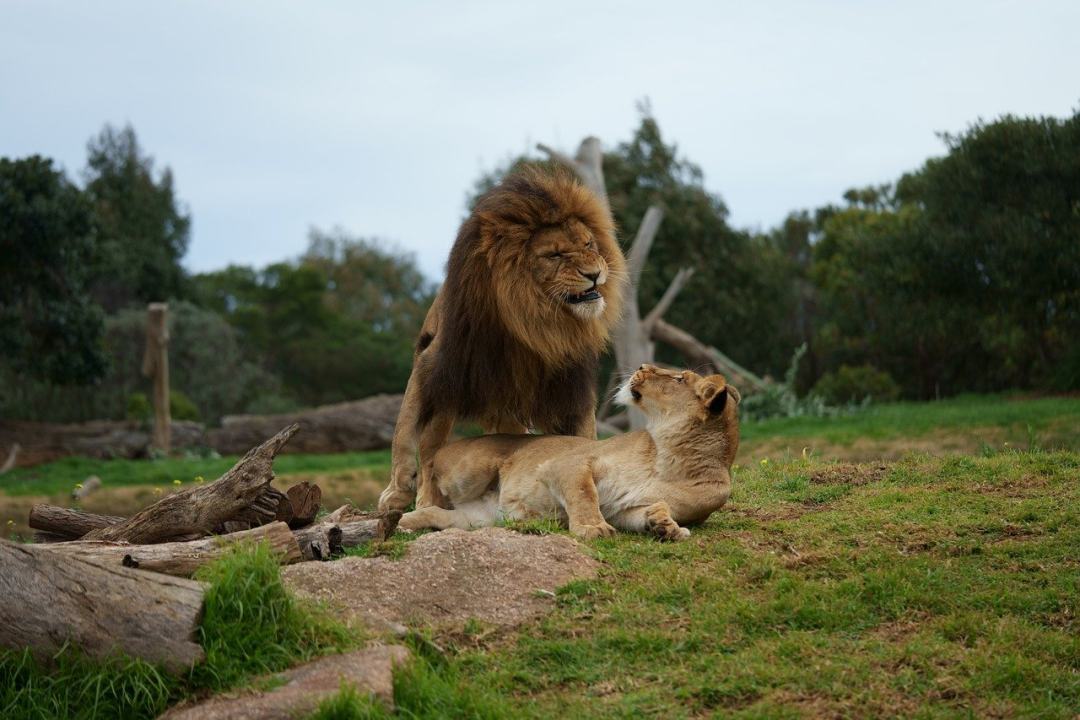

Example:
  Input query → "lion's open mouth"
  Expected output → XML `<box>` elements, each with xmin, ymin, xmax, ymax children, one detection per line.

<box><xmin>566</xmin><ymin>287</ymin><xmax>602</xmax><ymax>305</ymax></box>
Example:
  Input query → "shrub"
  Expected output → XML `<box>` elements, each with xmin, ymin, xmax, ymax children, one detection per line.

<box><xmin>812</xmin><ymin>364</ymin><xmax>901</xmax><ymax>405</ymax></box>
<box><xmin>740</xmin><ymin>344</ymin><xmax>839</xmax><ymax>422</ymax></box>
<box><xmin>126</xmin><ymin>391</ymin><xmax>201</xmax><ymax>423</ymax></box>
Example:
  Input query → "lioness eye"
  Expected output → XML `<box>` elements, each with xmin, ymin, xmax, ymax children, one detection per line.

<box><xmin>548</xmin><ymin>252</ymin><xmax>563</xmax><ymax>259</ymax></box>
<box><xmin>674</xmin><ymin>376</ymin><xmax>684</xmax><ymax>383</ymax></box>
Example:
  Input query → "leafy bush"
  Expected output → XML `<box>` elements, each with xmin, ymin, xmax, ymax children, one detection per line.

<box><xmin>812</xmin><ymin>364</ymin><xmax>901</xmax><ymax>405</ymax></box>
<box><xmin>740</xmin><ymin>344</ymin><xmax>842</xmax><ymax>422</ymax></box>
<box><xmin>1</xmin><ymin>300</ymin><xmax>281</xmax><ymax>425</ymax></box>
<box><xmin>126</xmin><ymin>390</ymin><xmax>201</xmax><ymax>423</ymax></box>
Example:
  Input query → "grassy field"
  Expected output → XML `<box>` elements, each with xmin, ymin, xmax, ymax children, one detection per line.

<box><xmin>1</xmin><ymin>394</ymin><xmax>1078</xmax><ymax>717</ymax></box>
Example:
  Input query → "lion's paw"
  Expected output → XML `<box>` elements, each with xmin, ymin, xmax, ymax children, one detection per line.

<box><xmin>571</xmin><ymin>521</ymin><xmax>618</xmax><ymax>540</ymax></box>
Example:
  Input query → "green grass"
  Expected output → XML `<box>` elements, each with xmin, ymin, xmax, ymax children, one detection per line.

<box><xmin>355</xmin><ymin>449</ymin><xmax>1078</xmax><ymax>718</ymax></box>
<box><xmin>0</xmin><ymin>542</ymin><xmax>360</xmax><ymax>720</ymax></box>
<box><xmin>0</xmin><ymin>449</ymin><xmax>390</xmax><ymax>497</ymax></box>
<box><xmin>742</xmin><ymin>392</ymin><xmax>1080</xmax><ymax>445</ymax></box>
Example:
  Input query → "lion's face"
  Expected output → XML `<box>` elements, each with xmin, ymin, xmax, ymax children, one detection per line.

<box><xmin>618</xmin><ymin>364</ymin><xmax>741</xmax><ymax>427</ymax></box>
<box><xmin>529</xmin><ymin>220</ymin><xmax>614</xmax><ymax>321</ymax></box>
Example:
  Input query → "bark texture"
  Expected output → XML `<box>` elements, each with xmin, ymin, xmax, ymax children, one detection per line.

<box><xmin>0</xmin><ymin>539</ymin><xmax>205</xmax><ymax>672</ymax></box>
<box><xmin>84</xmin><ymin>424</ymin><xmax>299</xmax><ymax>543</ymax></box>
<box><xmin>37</xmin><ymin>522</ymin><xmax>301</xmax><ymax>577</ymax></box>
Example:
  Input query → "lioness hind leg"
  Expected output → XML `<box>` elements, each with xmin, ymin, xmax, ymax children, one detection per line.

<box><xmin>644</xmin><ymin>501</ymin><xmax>691</xmax><ymax>541</ymax></box>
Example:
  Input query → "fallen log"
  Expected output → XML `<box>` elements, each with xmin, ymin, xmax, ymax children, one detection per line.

<box><xmin>29</xmin><ymin>504</ymin><xmax>125</xmax><ymax>540</ymax></box>
<box><xmin>293</xmin><ymin>523</ymin><xmax>343</xmax><ymax>561</ymax></box>
<box><xmin>286</xmin><ymin>481</ymin><xmax>321</xmax><ymax>528</ymax></box>
<box><xmin>0</xmin><ymin>538</ymin><xmax>204</xmax><ymax>672</ymax></box>
<box><xmin>208</xmin><ymin>394</ymin><xmax>402</xmax><ymax>455</ymax></box>
<box><xmin>36</xmin><ymin>522</ymin><xmax>301</xmax><ymax>577</ymax></box>
<box><xmin>84</xmin><ymin>424</ymin><xmax>299</xmax><ymax>544</ymax></box>
<box><xmin>0</xmin><ymin>419</ymin><xmax>206</xmax><ymax>469</ymax></box>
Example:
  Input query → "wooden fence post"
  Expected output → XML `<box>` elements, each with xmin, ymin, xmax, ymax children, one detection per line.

<box><xmin>143</xmin><ymin>303</ymin><xmax>171</xmax><ymax>453</ymax></box>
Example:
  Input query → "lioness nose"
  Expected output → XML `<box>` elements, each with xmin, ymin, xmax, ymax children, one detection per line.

<box><xmin>581</xmin><ymin>270</ymin><xmax>600</xmax><ymax>283</ymax></box>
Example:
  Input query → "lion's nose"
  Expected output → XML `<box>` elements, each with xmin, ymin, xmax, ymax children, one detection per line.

<box><xmin>581</xmin><ymin>270</ymin><xmax>600</xmax><ymax>284</ymax></box>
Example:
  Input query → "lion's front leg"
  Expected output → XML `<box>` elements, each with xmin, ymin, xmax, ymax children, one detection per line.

<box><xmin>549</xmin><ymin>463</ymin><xmax>615</xmax><ymax>540</ymax></box>
<box><xmin>380</xmin><ymin>363</ymin><xmax>425</xmax><ymax>513</ymax></box>
<box><xmin>416</xmin><ymin>410</ymin><xmax>455</xmax><ymax>509</ymax></box>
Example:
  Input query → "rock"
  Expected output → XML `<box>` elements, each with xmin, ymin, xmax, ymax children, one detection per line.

<box><xmin>282</xmin><ymin>527</ymin><xmax>599</xmax><ymax>632</ymax></box>
<box><xmin>159</xmin><ymin>645</ymin><xmax>409</xmax><ymax>719</ymax></box>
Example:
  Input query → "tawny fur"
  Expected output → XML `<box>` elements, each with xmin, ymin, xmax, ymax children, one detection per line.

<box><xmin>379</xmin><ymin>167</ymin><xmax>626</xmax><ymax>513</ymax></box>
<box><xmin>399</xmin><ymin>365</ymin><xmax>741</xmax><ymax>541</ymax></box>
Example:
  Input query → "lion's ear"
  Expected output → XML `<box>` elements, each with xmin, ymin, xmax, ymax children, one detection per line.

<box><xmin>698</xmin><ymin>375</ymin><xmax>737</xmax><ymax>414</ymax></box>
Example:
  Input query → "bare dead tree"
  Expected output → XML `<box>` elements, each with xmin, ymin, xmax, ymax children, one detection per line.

<box><xmin>539</xmin><ymin>138</ymin><xmax>766</xmax><ymax>431</ymax></box>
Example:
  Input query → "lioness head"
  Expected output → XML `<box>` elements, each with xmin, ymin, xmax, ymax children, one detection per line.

<box><xmin>619</xmin><ymin>364</ymin><xmax>741</xmax><ymax>427</ymax></box>
<box><xmin>458</xmin><ymin>167</ymin><xmax>626</xmax><ymax>365</ymax></box>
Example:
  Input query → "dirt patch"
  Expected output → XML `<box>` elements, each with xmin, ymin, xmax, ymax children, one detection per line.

<box><xmin>161</xmin><ymin>645</ymin><xmax>409</xmax><ymax>719</ymax></box>
<box><xmin>283</xmin><ymin>527</ymin><xmax>599</xmax><ymax>633</ymax></box>
<box><xmin>810</xmin><ymin>462</ymin><xmax>890</xmax><ymax>486</ymax></box>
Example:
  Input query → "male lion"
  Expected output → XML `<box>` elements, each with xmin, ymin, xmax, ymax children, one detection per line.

<box><xmin>378</xmin><ymin>167</ymin><xmax>626</xmax><ymax>513</ymax></box>
<box><xmin>398</xmin><ymin>365</ymin><xmax>740</xmax><ymax>540</ymax></box>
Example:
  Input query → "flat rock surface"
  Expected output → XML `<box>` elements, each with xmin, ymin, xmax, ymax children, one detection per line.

<box><xmin>160</xmin><ymin>645</ymin><xmax>409</xmax><ymax>720</ymax></box>
<box><xmin>282</xmin><ymin>527</ymin><xmax>599</xmax><ymax>631</ymax></box>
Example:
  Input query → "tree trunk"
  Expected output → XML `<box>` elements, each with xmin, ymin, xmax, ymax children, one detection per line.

<box><xmin>0</xmin><ymin>539</ymin><xmax>204</xmax><ymax>673</ymax></box>
<box><xmin>144</xmin><ymin>303</ymin><xmax>171</xmax><ymax>454</ymax></box>
<box><xmin>84</xmin><ymin>424</ymin><xmax>299</xmax><ymax>544</ymax></box>
<box><xmin>36</xmin><ymin>522</ymin><xmax>301</xmax><ymax>577</ymax></box>
<box><xmin>651</xmin><ymin>319</ymin><xmax>767</xmax><ymax>393</ymax></box>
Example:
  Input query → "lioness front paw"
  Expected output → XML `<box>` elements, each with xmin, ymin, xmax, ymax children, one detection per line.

<box><xmin>571</xmin><ymin>521</ymin><xmax>617</xmax><ymax>540</ymax></box>
<box><xmin>644</xmin><ymin>502</ymin><xmax>689</xmax><ymax>541</ymax></box>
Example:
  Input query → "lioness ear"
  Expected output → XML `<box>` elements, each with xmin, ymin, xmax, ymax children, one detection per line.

<box><xmin>698</xmin><ymin>376</ymin><xmax>737</xmax><ymax>414</ymax></box>
<box><xmin>695</xmin><ymin>380</ymin><xmax>719</xmax><ymax>407</ymax></box>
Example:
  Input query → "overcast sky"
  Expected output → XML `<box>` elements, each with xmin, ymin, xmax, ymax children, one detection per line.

<box><xmin>3</xmin><ymin>1</ymin><xmax>1077</xmax><ymax>281</ymax></box>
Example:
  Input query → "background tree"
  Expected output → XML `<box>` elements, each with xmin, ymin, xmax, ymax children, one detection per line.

<box><xmin>192</xmin><ymin>230</ymin><xmax>435</xmax><ymax>410</ymax></box>
<box><xmin>0</xmin><ymin>156</ymin><xmax>106</xmax><ymax>385</ymax></box>
<box><xmin>84</xmin><ymin>124</ymin><xmax>191</xmax><ymax>312</ymax></box>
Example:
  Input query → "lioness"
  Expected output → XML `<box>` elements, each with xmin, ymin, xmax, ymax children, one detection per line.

<box><xmin>399</xmin><ymin>365</ymin><xmax>740</xmax><ymax>541</ymax></box>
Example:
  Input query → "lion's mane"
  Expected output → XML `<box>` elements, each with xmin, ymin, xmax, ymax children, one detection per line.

<box><xmin>419</xmin><ymin>167</ymin><xmax>626</xmax><ymax>432</ymax></box>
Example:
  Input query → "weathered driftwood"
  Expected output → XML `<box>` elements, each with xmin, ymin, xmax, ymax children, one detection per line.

<box><xmin>29</xmin><ymin>504</ymin><xmax>125</xmax><ymax>540</ymax></box>
<box><xmin>36</xmin><ymin>522</ymin><xmax>301</xmax><ymax>577</ymax></box>
<box><xmin>293</xmin><ymin>523</ymin><xmax>344</xmax><ymax>561</ymax></box>
<box><xmin>289</xmin><ymin>509</ymin><xmax>401</xmax><ymax>561</ymax></box>
<box><xmin>286</xmin><ymin>481</ymin><xmax>322</xmax><ymax>528</ymax></box>
<box><xmin>0</xmin><ymin>538</ymin><xmax>204</xmax><ymax>672</ymax></box>
<box><xmin>84</xmin><ymin>424</ymin><xmax>299</xmax><ymax>544</ymax></box>
<box><xmin>216</xmin><ymin>485</ymin><xmax>291</xmax><ymax>533</ymax></box>
<box><xmin>208</xmin><ymin>395</ymin><xmax>402</xmax><ymax>455</ymax></box>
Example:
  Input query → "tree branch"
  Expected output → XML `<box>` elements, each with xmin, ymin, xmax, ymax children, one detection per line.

<box><xmin>627</xmin><ymin>205</ymin><xmax>664</xmax><ymax>288</ymax></box>
<box><xmin>643</xmin><ymin>267</ymin><xmax>695</xmax><ymax>333</ymax></box>
<box><xmin>651</xmin><ymin>319</ymin><xmax>768</xmax><ymax>391</ymax></box>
